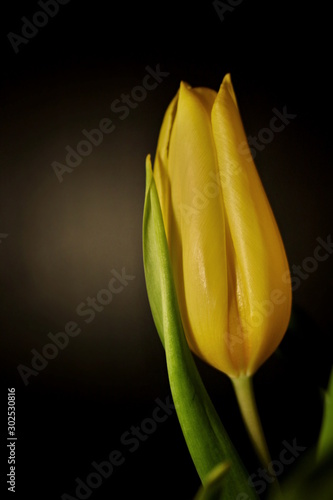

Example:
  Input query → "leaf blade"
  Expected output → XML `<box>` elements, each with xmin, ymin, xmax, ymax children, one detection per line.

<box><xmin>142</xmin><ymin>155</ymin><xmax>258</xmax><ymax>499</ymax></box>
<box><xmin>317</xmin><ymin>367</ymin><xmax>333</xmax><ymax>462</ymax></box>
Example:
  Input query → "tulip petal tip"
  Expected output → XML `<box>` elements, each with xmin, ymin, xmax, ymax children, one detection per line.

<box><xmin>180</xmin><ymin>80</ymin><xmax>192</xmax><ymax>90</ymax></box>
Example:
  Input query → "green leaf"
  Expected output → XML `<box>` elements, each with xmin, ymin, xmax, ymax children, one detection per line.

<box><xmin>268</xmin><ymin>368</ymin><xmax>333</xmax><ymax>500</ymax></box>
<box><xmin>317</xmin><ymin>367</ymin><xmax>333</xmax><ymax>462</ymax></box>
<box><xmin>142</xmin><ymin>155</ymin><xmax>258</xmax><ymax>499</ymax></box>
<box><xmin>194</xmin><ymin>462</ymin><xmax>230</xmax><ymax>500</ymax></box>
<box><xmin>268</xmin><ymin>450</ymin><xmax>333</xmax><ymax>500</ymax></box>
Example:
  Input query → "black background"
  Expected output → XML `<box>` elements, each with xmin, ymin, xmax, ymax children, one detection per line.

<box><xmin>1</xmin><ymin>1</ymin><xmax>332</xmax><ymax>499</ymax></box>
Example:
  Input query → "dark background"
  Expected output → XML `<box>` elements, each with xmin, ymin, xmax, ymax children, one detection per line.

<box><xmin>1</xmin><ymin>1</ymin><xmax>332</xmax><ymax>499</ymax></box>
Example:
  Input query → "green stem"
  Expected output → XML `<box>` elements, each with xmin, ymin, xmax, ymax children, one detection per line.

<box><xmin>231</xmin><ymin>375</ymin><xmax>271</xmax><ymax>469</ymax></box>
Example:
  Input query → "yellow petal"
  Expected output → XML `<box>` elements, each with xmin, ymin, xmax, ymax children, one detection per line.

<box><xmin>211</xmin><ymin>74</ymin><xmax>292</xmax><ymax>376</ymax></box>
<box><xmin>154</xmin><ymin>82</ymin><xmax>237</xmax><ymax>376</ymax></box>
<box><xmin>153</xmin><ymin>91</ymin><xmax>178</xmax><ymax>240</ymax></box>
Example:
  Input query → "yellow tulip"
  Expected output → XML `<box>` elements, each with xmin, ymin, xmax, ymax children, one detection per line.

<box><xmin>152</xmin><ymin>73</ymin><xmax>292</xmax><ymax>379</ymax></box>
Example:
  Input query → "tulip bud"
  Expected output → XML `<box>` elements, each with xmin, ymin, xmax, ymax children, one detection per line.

<box><xmin>150</xmin><ymin>73</ymin><xmax>292</xmax><ymax>379</ymax></box>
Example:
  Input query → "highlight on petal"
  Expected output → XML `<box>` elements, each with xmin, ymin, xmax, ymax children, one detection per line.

<box><xmin>154</xmin><ymin>82</ymin><xmax>243</xmax><ymax>377</ymax></box>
